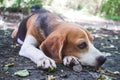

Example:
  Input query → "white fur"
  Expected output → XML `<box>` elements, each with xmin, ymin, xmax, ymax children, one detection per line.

<box><xmin>63</xmin><ymin>56</ymin><xmax>79</xmax><ymax>66</ymax></box>
<box><xmin>63</xmin><ymin>27</ymin><xmax>105</xmax><ymax>66</ymax></box>
<box><xmin>58</xmin><ymin>45</ymin><xmax>63</xmax><ymax>60</ymax></box>
<box><xmin>19</xmin><ymin>35</ymin><xmax>56</xmax><ymax>69</ymax></box>
<box><xmin>17</xmin><ymin>38</ymin><xmax>24</xmax><ymax>45</ymax></box>
<box><xmin>78</xmin><ymin>28</ymin><xmax>105</xmax><ymax>66</ymax></box>
<box><xmin>79</xmin><ymin>41</ymin><xmax>104</xmax><ymax>66</ymax></box>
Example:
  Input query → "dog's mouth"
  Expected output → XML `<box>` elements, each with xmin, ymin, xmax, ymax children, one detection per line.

<box><xmin>67</xmin><ymin>59</ymin><xmax>99</xmax><ymax>71</ymax></box>
<box><xmin>70</xmin><ymin>62</ymin><xmax>103</xmax><ymax>72</ymax></box>
<box><xmin>77</xmin><ymin>63</ymin><xmax>105</xmax><ymax>71</ymax></box>
<box><xmin>78</xmin><ymin>55</ymin><xmax>107</xmax><ymax>68</ymax></box>
<box><xmin>74</xmin><ymin>58</ymin><xmax>106</xmax><ymax>70</ymax></box>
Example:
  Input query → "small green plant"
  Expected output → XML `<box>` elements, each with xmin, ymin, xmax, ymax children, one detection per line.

<box><xmin>101</xmin><ymin>0</ymin><xmax>120</xmax><ymax>21</ymax></box>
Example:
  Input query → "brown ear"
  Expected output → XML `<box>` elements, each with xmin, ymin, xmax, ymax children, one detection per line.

<box><xmin>40</xmin><ymin>33</ymin><xmax>66</xmax><ymax>63</ymax></box>
<box><xmin>85</xmin><ymin>29</ymin><xmax>93</xmax><ymax>42</ymax></box>
<box><xmin>81</xmin><ymin>28</ymin><xmax>93</xmax><ymax>42</ymax></box>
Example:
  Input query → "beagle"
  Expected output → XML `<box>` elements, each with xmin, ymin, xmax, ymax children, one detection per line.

<box><xmin>11</xmin><ymin>9</ymin><xmax>106</xmax><ymax>69</ymax></box>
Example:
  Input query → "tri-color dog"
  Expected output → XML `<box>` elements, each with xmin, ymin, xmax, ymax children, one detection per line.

<box><xmin>11</xmin><ymin>9</ymin><xmax>106</xmax><ymax>69</ymax></box>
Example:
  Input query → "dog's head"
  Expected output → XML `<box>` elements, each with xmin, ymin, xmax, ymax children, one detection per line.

<box><xmin>35</xmin><ymin>12</ymin><xmax>106</xmax><ymax>66</ymax></box>
<box><xmin>40</xmin><ymin>20</ymin><xmax>106</xmax><ymax>67</ymax></box>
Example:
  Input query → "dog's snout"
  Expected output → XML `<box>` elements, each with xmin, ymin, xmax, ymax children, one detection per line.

<box><xmin>97</xmin><ymin>56</ymin><xmax>106</xmax><ymax>66</ymax></box>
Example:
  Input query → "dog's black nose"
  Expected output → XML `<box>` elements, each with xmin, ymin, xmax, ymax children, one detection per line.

<box><xmin>97</xmin><ymin>56</ymin><xmax>106</xmax><ymax>66</ymax></box>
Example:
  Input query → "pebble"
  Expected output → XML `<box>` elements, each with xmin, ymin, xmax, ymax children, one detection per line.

<box><xmin>73</xmin><ymin>64</ymin><xmax>82</xmax><ymax>72</ymax></box>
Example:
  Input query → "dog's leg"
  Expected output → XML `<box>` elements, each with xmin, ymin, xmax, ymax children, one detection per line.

<box><xmin>11</xmin><ymin>27</ymin><xmax>18</xmax><ymax>39</ymax></box>
<box><xmin>63</xmin><ymin>56</ymin><xmax>80</xmax><ymax>66</ymax></box>
<box><xmin>19</xmin><ymin>35</ymin><xmax>56</xmax><ymax>69</ymax></box>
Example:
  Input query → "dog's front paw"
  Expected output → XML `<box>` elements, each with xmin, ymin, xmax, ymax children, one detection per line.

<box><xmin>37</xmin><ymin>57</ymin><xmax>56</xmax><ymax>69</ymax></box>
<box><xmin>63</xmin><ymin>56</ymin><xmax>80</xmax><ymax>67</ymax></box>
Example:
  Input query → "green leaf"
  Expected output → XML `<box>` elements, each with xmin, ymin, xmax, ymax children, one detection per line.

<box><xmin>3</xmin><ymin>63</ymin><xmax>14</xmax><ymax>71</ymax></box>
<box><xmin>47</xmin><ymin>68</ymin><xmax>56</xmax><ymax>73</ymax></box>
<box><xmin>97</xmin><ymin>75</ymin><xmax>112</xmax><ymax>80</ymax></box>
<box><xmin>14</xmin><ymin>69</ymin><xmax>29</xmax><ymax>77</ymax></box>
<box><xmin>5</xmin><ymin>63</ymin><xmax>14</xmax><ymax>67</ymax></box>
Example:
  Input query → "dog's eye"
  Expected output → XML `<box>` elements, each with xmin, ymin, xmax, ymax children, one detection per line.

<box><xmin>77</xmin><ymin>42</ymin><xmax>87</xmax><ymax>49</ymax></box>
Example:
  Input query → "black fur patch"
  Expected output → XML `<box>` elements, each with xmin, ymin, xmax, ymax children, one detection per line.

<box><xmin>35</xmin><ymin>9</ymin><xmax>64</xmax><ymax>37</ymax></box>
<box><xmin>34</xmin><ymin>9</ymin><xmax>50</xmax><ymax>14</ymax></box>
<box><xmin>35</xmin><ymin>9</ymin><xmax>51</xmax><ymax>37</ymax></box>
<box><xmin>16</xmin><ymin>16</ymin><xmax>30</xmax><ymax>43</ymax></box>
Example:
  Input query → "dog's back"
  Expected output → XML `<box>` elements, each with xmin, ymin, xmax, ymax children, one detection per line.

<box><xmin>11</xmin><ymin>9</ymin><xmax>50</xmax><ymax>44</ymax></box>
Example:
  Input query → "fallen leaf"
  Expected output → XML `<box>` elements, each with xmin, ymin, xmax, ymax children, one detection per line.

<box><xmin>106</xmin><ymin>70</ymin><xmax>120</xmax><ymax>75</ymax></box>
<box><xmin>14</xmin><ymin>69</ymin><xmax>29</xmax><ymax>77</ymax></box>
<box><xmin>3</xmin><ymin>63</ymin><xmax>14</xmax><ymax>71</ymax></box>
<box><xmin>113</xmin><ymin>71</ymin><xmax>120</xmax><ymax>75</ymax></box>
<box><xmin>47</xmin><ymin>75</ymin><xmax>56</xmax><ymax>80</ymax></box>
<box><xmin>5</xmin><ymin>63</ymin><xmax>14</xmax><ymax>67</ymax></box>
<box><xmin>97</xmin><ymin>68</ymin><xmax>105</xmax><ymax>74</ymax></box>
<box><xmin>47</xmin><ymin>68</ymin><xmax>56</xmax><ymax>73</ymax></box>
<box><xmin>96</xmin><ymin>75</ymin><xmax>112</xmax><ymax>80</ymax></box>
<box><xmin>87</xmin><ymin>27</ymin><xmax>94</xmax><ymax>31</ymax></box>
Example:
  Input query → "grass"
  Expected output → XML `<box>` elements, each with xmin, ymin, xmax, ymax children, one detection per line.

<box><xmin>104</xmin><ymin>15</ymin><xmax>120</xmax><ymax>21</ymax></box>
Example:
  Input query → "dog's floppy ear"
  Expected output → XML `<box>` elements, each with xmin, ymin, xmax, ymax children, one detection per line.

<box><xmin>84</xmin><ymin>29</ymin><xmax>93</xmax><ymax>42</ymax></box>
<box><xmin>40</xmin><ymin>32</ymin><xmax>66</xmax><ymax>62</ymax></box>
<box><xmin>80</xmin><ymin>27</ymin><xmax>93</xmax><ymax>42</ymax></box>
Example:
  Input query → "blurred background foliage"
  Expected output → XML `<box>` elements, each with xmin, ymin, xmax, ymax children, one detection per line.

<box><xmin>101</xmin><ymin>0</ymin><xmax>120</xmax><ymax>20</ymax></box>
<box><xmin>0</xmin><ymin>0</ymin><xmax>43</xmax><ymax>8</ymax></box>
<box><xmin>0</xmin><ymin>0</ymin><xmax>43</xmax><ymax>14</ymax></box>
<box><xmin>0</xmin><ymin>0</ymin><xmax>120</xmax><ymax>21</ymax></box>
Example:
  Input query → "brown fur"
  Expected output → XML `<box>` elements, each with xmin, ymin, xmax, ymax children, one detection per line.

<box><xmin>12</xmin><ymin>12</ymin><xmax>93</xmax><ymax>63</ymax></box>
<box><xmin>40</xmin><ymin>22</ymin><xmax>93</xmax><ymax>62</ymax></box>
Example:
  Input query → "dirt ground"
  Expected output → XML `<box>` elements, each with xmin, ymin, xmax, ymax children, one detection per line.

<box><xmin>0</xmin><ymin>18</ymin><xmax>120</xmax><ymax>80</ymax></box>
